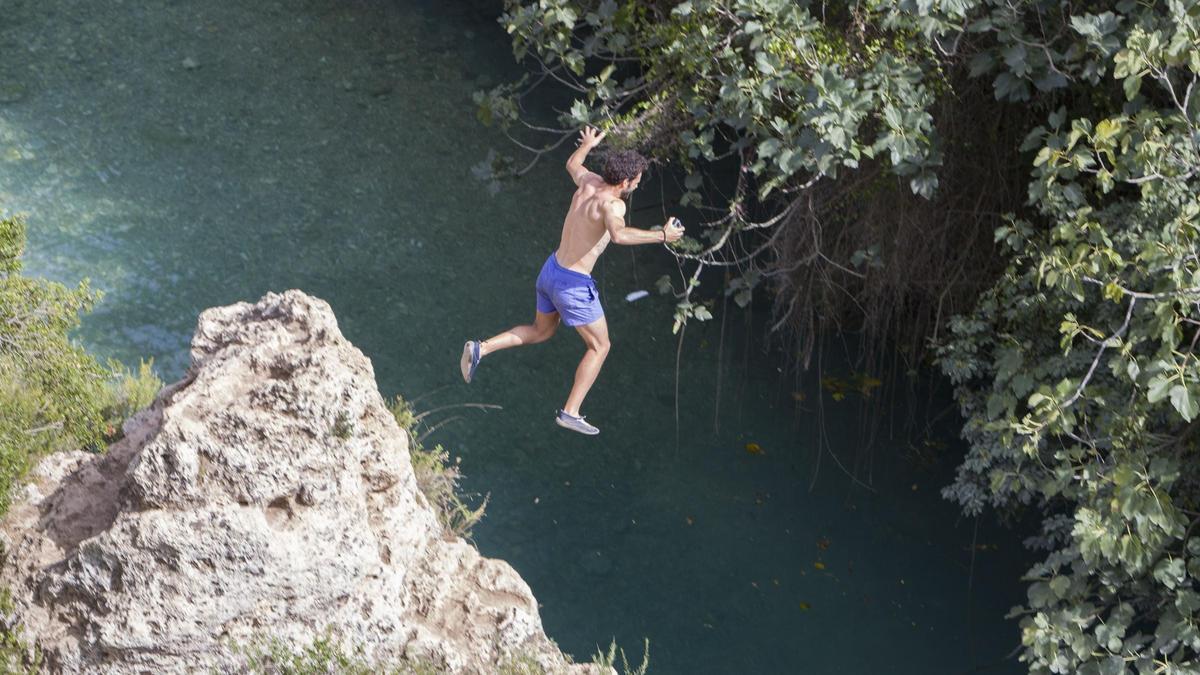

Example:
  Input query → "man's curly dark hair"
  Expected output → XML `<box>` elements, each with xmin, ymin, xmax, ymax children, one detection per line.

<box><xmin>600</xmin><ymin>150</ymin><xmax>649</xmax><ymax>186</ymax></box>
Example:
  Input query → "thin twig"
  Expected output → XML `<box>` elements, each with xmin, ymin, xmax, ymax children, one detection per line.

<box><xmin>413</xmin><ymin>403</ymin><xmax>503</xmax><ymax>422</ymax></box>
<box><xmin>416</xmin><ymin>416</ymin><xmax>465</xmax><ymax>445</ymax></box>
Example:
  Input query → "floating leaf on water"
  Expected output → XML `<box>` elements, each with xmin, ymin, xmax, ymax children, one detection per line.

<box><xmin>857</xmin><ymin>376</ymin><xmax>883</xmax><ymax>395</ymax></box>
<box><xmin>791</xmin><ymin>391</ymin><xmax>806</xmax><ymax>402</ymax></box>
<box><xmin>816</xmin><ymin>537</ymin><xmax>831</xmax><ymax>551</ymax></box>
<box><xmin>820</xmin><ymin>373</ymin><xmax>884</xmax><ymax>400</ymax></box>
<box><xmin>685</xmin><ymin>516</ymin><xmax>694</xmax><ymax>526</ymax></box>
<box><xmin>813</xmin><ymin>561</ymin><xmax>826</xmax><ymax>570</ymax></box>
<box><xmin>744</xmin><ymin>442</ymin><xmax>764</xmax><ymax>455</ymax></box>
<box><xmin>799</xmin><ymin>601</ymin><xmax>811</xmax><ymax>611</ymax></box>
<box><xmin>963</xmin><ymin>543</ymin><xmax>998</xmax><ymax>552</ymax></box>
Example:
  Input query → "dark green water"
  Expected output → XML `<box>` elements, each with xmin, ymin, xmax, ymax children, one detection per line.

<box><xmin>1</xmin><ymin>1</ymin><xmax>1031</xmax><ymax>672</ymax></box>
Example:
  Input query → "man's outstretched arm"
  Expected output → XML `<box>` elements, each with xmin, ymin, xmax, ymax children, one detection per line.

<box><xmin>603</xmin><ymin>200</ymin><xmax>685</xmax><ymax>245</ymax></box>
<box><xmin>567</xmin><ymin>126</ymin><xmax>605</xmax><ymax>185</ymax></box>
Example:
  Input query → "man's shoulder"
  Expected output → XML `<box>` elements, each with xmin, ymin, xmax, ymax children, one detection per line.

<box><xmin>571</xmin><ymin>169</ymin><xmax>602</xmax><ymax>186</ymax></box>
<box><xmin>598</xmin><ymin>196</ymin><xmax>625</xmax><ymax>215</ymax></box>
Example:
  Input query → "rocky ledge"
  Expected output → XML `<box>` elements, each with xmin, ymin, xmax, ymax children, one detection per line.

<box><xmin>0</xmin><ymin>290</ymin><xmax>595</xmax><ymax>674</ymax></box>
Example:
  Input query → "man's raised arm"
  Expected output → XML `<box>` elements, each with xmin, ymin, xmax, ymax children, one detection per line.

<box><xmin>566</xmin><ymin>126</ymin><xmax>605</xmax><ymax>185</ymax></box>
<box><xmin>603</xmin><ymin>200</ymin><xmax>685</xmax><ymax>246</ymax></box>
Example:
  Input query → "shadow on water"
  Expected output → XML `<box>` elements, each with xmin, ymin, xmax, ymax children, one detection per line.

<box><xmin>1</xmin><ymin>1</ymin><xmax>1032</xmax><ymax>672</ymax></box>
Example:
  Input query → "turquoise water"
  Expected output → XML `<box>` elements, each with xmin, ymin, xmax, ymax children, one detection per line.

<box><xmin>1</xmin><ymin>1</ymin><xmax>1030</xmax><ymax>672</ymax></box>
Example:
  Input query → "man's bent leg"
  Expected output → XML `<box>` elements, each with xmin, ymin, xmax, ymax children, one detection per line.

<box><xmin>480</xmin><ymin>311</ymin><xmax>560</xmax><ymax>357</ymax></box>
<box><xmin>563</xmin><ymin>317</ymin><xmax>610</xmax><ymax>416</ymax></box>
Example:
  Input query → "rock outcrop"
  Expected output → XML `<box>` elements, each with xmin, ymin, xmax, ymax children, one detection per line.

<box><xmin>0</xmin><ymin>290</ymin><xmax>594</xmax><ymax>674</ymax></box>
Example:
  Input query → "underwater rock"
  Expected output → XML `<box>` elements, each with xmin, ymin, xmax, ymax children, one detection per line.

<box><xmin>0</xmin><ymin>290</ymin><xmax>598</xmax><ymax>674</ymax></box>
<box><xmin>0</xmin><ymin>81</ymin><xmax>28</xmax><ymax>104</ymax></box>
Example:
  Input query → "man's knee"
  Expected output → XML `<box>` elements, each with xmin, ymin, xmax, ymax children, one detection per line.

<box><xmin>592</xmin><ymin>337</ymin><xmax>611</xmax><ymax>355</ymax></box>
<box><xmin>531</xmin><ymin>324</ymin><xmax>557</xmax><ymax>344</ymax></box>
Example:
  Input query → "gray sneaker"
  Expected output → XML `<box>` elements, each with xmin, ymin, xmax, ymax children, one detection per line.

<box><xmin>555</xmin><ymin>410</ymin><xmax>599</xmax><ymax>435</ymax></box>
<box><xmin>460</xmin><ymin>340</ymin><xmax>481</xmax><ymax>383</ymax></box>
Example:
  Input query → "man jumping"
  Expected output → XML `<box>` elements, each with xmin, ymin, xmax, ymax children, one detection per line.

<box><xmin>459</xmin><ymin>126</ymin><xmax>685</xmax><ymax>435</ymax></box>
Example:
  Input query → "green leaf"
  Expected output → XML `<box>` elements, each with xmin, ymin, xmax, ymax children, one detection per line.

<box><xmin>734</xmin><ymin>289</ymin><xmax>752</xmax><ymax>308</ymax></box>
<box><xmin>1049</xmin><ymin>575</ymin><xmax>1070</xmax><ymax>598</ymax></box>
<box><xmin>758</xmin><ymin>138</ymin><xmax>781</xmax><ymax>158</ymax></box>
<box><xmin>569</xmin><ymin>99</ymin><xmax>590</xmax><ymax>124</ymax></box>
<box><xmin>1169</xmin><ymin>384</ymin><xmax>1198</xmax><ymax>422</ymax></box>
<box><xmin>1028</xmin><ymin>581</ymin><xmax>1054</xmax><ymax>609</ymax></box>
<box><xmin>1123</xmin><ymin>75</ymin><xmax>1142</xmax><ymax>101</ymax></box>
<box><xmin>1148</xmin><ymin>375</ymin><xmax>1172</xmax><ymax>403</ymax></box>
<box><xmin>1094</xmin><ymin>118</ymin><xmax>1122</xmax><ymax>143</ymax></box>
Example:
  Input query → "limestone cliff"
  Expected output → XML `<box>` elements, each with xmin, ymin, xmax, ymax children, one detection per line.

<box><xmin>0</xmin><ymin>290</ymin><xmax>595</xmax><ymax>674</ymax></box>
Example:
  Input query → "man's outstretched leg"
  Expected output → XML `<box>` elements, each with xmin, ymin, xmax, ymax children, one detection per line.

<box><xmin>461</xmin><ymin>311</ymin><xmax>559</xmax><ymax>383</ymax></box>
<box><xmin>555</xmin><ymin>317</ymin><xmax>610</xmax><ymax>435</ymax></box>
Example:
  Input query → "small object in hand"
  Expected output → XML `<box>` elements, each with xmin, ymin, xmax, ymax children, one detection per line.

<box><xmin>625</xmin><ymin>290</ymin><xmax>650</xmax><ymax>302</ymax></box>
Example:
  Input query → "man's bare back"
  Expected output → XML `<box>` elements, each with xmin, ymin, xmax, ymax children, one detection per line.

<box><xmin>555</xmin><ymin>174</ymin><xmax>623</xmax><ymax>275</ymax></box>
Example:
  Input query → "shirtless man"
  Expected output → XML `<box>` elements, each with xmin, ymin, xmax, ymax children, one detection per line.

<box><xmin>459</xmin><ymin>126</ymin><xmax>685</xmax><ymax>435</ymax></box>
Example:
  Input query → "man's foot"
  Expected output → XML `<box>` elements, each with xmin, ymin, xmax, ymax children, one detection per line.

<box><xmin>460</xmin><ymin>340</ymin><xmax>481</xmax><ymax>383</ymax></box>
<box><xmin>555</xmin><ymin>409</ymin><xmax>599</xmax><ymax>435</ymax></box>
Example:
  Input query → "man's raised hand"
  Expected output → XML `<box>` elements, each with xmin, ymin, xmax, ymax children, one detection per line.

<box><xmin>663</xmin><ymin>217</ymin><xmax>685</xmax><ymax>244</ymax></box>
<box><xmin>577</xmin><ymin>126</ymin><xmax>606</xmax><ymax>149</ymax></box>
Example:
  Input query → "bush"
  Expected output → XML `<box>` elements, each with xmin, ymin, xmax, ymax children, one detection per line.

<box><xmin>233</xmin><ymin>630</ymin><xmax>650</xmax><ymax>675</ymax></box>
<box><xmin>592</xmin><ymin>639</ymin><xmax>649</xmax><ymax>675</ymax></box>
<box><xmin>0</xmin><ymin>211</ymin><xmax>161</xmax><ymax>515</ymax></box>
<box><xmin>231</xmin><ymin>627</ymin><xmax>442</xmax><ymax>675</ymax></box>
<box><xmin>0</xmin><ymin>211</ymin><xmax>104</xmax><ymax>515</ymax></box>
<box><xmin>97</xmin><ymin>358</ymin><xmax>162</xmax><ymax>440</ymax></box>
<box><xmin>387</xmin><ymin>396</ymin><xmax>487</xmax><ymax>539</ymax></box>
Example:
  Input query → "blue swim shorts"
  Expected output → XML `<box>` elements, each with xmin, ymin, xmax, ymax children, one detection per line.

<box><xmin>535</xmin><ymin>253</ymin><xmax>604</xmax><ymax>327</ymax></box>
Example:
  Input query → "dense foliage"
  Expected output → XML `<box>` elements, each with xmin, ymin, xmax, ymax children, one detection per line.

<box><xmin>480</xmin><ymin>1</ymin><xmax>1200</xmax><ymax>672</ymax></box>
<box><xmin>0</xmin><ymin>212</ymin><xmax>160</xmax><ymax>515</ymax></box>
<box><xmin>938</xmin><ymin>4</ymin><xmax>1200</xmax><ymax>672</ymax></box>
